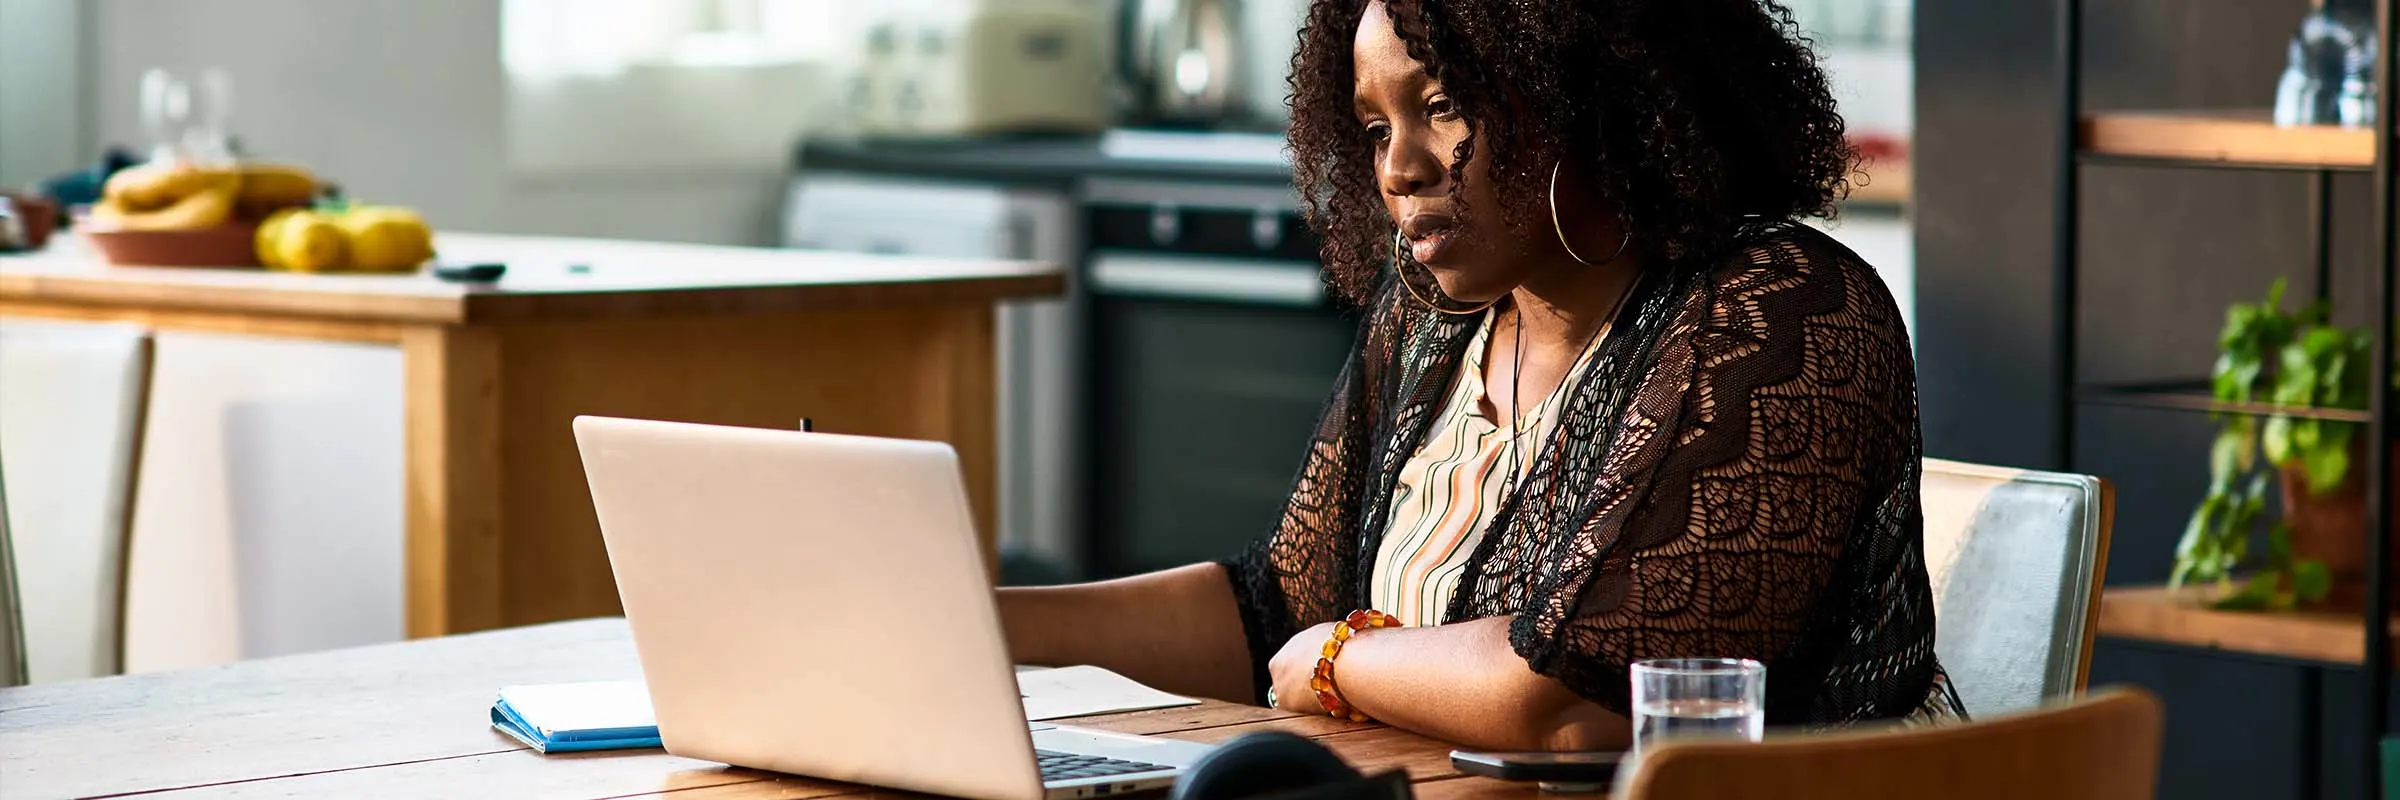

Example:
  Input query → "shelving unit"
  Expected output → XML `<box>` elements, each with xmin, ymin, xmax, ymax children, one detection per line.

<box><xmin>2081</xmin><ymin>110</ymin><xmax>2376</xmax><ymax>169</ymax></box>
<box><xmin>2099</xmin><ymin>585</ymin><xmax>2398</xmax><ymax>666</ymax></box>
<box><xmin>2058</xmin><ymin>2</ymin><xmax>2398</xmax><ymax>798</ymax></box>
<box><xmin>2078</xmin><ymin>378</ymin><xmax>2377</xmax><ymax>423</ymax></box>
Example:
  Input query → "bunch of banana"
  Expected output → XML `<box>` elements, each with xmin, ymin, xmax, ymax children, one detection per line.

<box><xmin>89</xmin><ymin>161</ymin><xmax>318</xmax><ymax>232</ymax></box>
<box><xmin>256</xmin><ymin>204</ymin><xmax>434</xmax><ymax>274</ymax></box>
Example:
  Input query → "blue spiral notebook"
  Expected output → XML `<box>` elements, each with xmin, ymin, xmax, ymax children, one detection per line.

<box><xmin>490</xmin><ymin>680</ymin><xmax>661</xmax><ymax>753</ymax></box>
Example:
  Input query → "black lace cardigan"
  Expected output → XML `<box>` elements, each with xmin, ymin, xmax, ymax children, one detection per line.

<box><xmin>1218</xmin><ymin>222</ymin><xmax>1963</xmax><ymax>725</ymax></box>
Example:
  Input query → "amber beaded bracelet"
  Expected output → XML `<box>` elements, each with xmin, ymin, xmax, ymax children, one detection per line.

<box><xmin>1309</xmin><ymin>609</ymin><xmax>1399</xmax><ymax>722</ymax></box>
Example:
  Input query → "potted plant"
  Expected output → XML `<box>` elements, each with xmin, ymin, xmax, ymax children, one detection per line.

<box><xmin>2174</xmin><ymin>278</ymin><xmax>2378</xmax><ymax>610</ymax></box>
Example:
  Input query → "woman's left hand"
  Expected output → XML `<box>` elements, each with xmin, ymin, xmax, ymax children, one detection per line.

<box><xmin>1266</xmin><ymin>621</ymin><xmax>1342</xmax><ymax>715</ymax></box>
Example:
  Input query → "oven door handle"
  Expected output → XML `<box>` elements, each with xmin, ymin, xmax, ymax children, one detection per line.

<box><xmin>1087</xmin><ymin>252</ymin><xmax>1325</xmax><ymax>307</ymax></box>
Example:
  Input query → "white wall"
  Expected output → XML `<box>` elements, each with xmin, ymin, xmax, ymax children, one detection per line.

<box><xmin>0</xmin><ymin>0</ymin><xmax>89</xmax><ymax>190</ymax></box>
<box><xmin>90</xmin><ymin>0</ymin><xmax>788</xmax><ymax>246</ymax></box>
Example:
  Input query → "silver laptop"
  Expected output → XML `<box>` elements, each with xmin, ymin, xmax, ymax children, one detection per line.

<box><xmin>574</xmin><ymin>416</ymin><xmax>1212</xmax><ymax>800</ymax></box>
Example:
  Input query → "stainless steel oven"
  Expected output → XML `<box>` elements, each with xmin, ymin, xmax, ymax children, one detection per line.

<box><xmin>1080</xmin><ymin>178</ymin><xmax>1357</xmax><ymax>577</ymax></box>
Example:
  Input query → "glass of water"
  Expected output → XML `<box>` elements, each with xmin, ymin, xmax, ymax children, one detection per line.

<box><xmin>1630</xmin><ymin>658</ymin><xmax>1765</xmax><ymax>763</ymax></box>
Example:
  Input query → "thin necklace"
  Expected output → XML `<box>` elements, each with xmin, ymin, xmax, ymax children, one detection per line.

<box><xmin>1501</xmin><ymin>274</ymin><xmax>1639</xmax><ymax>496</ymax></box>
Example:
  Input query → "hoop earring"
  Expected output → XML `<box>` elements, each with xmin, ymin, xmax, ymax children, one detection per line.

<box><xmin>1394</xmin><ymin>229</ymin><xmax>1503</xmax><ymax>315</ymax></box>
<box><xmin>1549</xmin><ymin>161</ymin><xmax>1632</xmax><ymax>266</ymax></box>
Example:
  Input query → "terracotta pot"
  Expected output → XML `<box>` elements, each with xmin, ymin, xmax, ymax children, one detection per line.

<box><xmin>2278</xmin><ymin>438</ymin><xmax>2400</xmax><ymax>606</ymax></box>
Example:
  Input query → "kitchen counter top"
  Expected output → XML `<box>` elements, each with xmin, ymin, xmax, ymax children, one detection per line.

<box><xmin>797</xmin><ymin>131</ymin><xmax>1297</xmax><ymax>188</ymax></box>
<box><xmin>798</xmin><ymin>131</ymin><xmax>1910</xmax><ymax>211</ymax></box>
<box><xmin>0</xmin><ymin>233</ymin><xmax>1064</xmax><ymax>325</ymax></box>
<box><xmin>3</xmin><ymin>233</ymin><xmax>1056</xmax><ymax>639</ymax></box>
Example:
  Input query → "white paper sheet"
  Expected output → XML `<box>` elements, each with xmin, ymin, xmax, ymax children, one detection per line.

<box><xmin>497</xmin><ymin>667</ymin><xmax>1197</xmax><ymax>731</ymax></box>
<box><xmin>498</xmin><ymin>680</ymin><xmax>656</xmax><ymax>736</ymax></box>
<box><xmin>1015</xmin><ymin>665</ymin><xmax>1201</xmax><ymax>721</ymax></box>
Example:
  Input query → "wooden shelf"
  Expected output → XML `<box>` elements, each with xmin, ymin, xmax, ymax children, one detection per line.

<box><xmin>2097</xmin><ymin>584</ymin><xmax>2396</xmax><ymax>665</ymax></box>
<box><xmin>2080</xmin><ymin>110</ymin><xmax>2376</xmax><ymax>170</ymax></box>
<box><xmin>2077</xmin><ymin>378</ymin><xmax>2373</xmax><ymax>422</ymax></box>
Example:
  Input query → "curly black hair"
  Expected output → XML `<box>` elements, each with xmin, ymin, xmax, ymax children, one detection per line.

<box><xmin>1287</xmin><ymin>0</ymin><xmax>1857</xmax><ymax>304</ymax></box>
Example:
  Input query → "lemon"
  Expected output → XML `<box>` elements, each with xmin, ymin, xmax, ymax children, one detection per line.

<box><xmin>272</xmin><ymin>211</ymin><xmax>349</xmax><ymax>273</ymax></box>
<box><xmin>255</xmin><ymin>209</ymin><xmax>295</xmax><ymax>270</ymax></box>
<box><xmin>339</xmin><ymin>206</ymin><xmax>434</xmax><ymax>273</ymax></box>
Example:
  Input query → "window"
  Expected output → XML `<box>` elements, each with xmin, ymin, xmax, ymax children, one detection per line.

<box><xmin>500</xmin><ymin>0</ymin><xmax>847</xmax><ymax>176</ymax></box>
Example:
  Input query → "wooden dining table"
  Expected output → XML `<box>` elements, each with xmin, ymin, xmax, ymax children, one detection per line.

<box><xmin>0</xmin><ymin>618</ymin><xmax>1546</xmax><ymax>800</ymax></box>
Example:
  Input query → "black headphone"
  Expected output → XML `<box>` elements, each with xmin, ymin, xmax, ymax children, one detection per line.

<box><xmin>1169</xmin><ymin>732</ymin><xmax>1414</xmax><ymax>800</ymax></box>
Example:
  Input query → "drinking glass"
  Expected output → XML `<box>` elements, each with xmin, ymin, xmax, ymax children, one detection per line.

<box><xmin>1629</xmin><ymin>658</ymin><xmax>1765</xmax><ymax>764</ymax></box>
<box><xmin>139</xmin><ymin>67</ymin><xmax>234</xmax><ymax>164</ymax></box>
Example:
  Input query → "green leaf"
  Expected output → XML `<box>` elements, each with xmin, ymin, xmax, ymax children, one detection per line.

<box><xmin>2321</xmin><ymin>421</ymin><xmax>2358</xmax><ymax>465</ymax></box>
<box><xmin>2269</xmin><ymin>521</ymin><xmax>2295</xmax><ymax>567</ymax></box>
<box><xmin>2213</xmin><ymin>353</ymin><xmax>2249</xmax><ymax>402</ymax></box>
<box><xmin>2293</xmin><ymin>418</ymin><xmax>2323</xmax><ymax>456</ymax></box>
<box><xmin>2212</xmin><ymin>576</ymin><xmax>2277</xmax><ymax>610</ymax></box>
<box><xmin>2277</xmin><ymin>339</ymin><xmax>2321</xmax><ymax>404</ymax></box>
<box><xmin>2177</xmin><ymin>496</ymin><xmax>2216</xmax><ymax>560</ymax></box>
<box><xmin>2187</xmin><ymin>535</ymin><xmax>2224</xmax><ymax>584</ymax></box>
<box><xmin>2211</xmin><ymin>427</ymin><xmax>2250</xmax><ymax>481</ymax></box>
<box><xmin>2217</xmin><ymin>357</ymin><xmax>2256</xmax><ymax>401</ymax></box>
<box><xmin>2303</xmin><ymin>438</ymin><xmax>2351</xmax><ymax>496</ymax></box>
<box><xmin>2293</xmin><ymin>559</ymin><xmax>2333</xmax><ymax>603</ymax></box>
<box><xmin>2321</xmin><ymin>343</ymin><xmax>2351</xmax><ymax>397</ymax></box>
<box><xmin>2262</xmin><ymin>415</ymin><xmax>2296</xmax><ymax>465</ymax></box>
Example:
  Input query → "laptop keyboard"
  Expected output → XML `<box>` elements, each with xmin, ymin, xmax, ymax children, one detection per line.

<box><xmin>1035</xmin><ymin>749</ymin><xmax>1173</xmax><ymax>781</ymax></box>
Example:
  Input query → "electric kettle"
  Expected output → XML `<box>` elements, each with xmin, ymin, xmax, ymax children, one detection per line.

<box><xmin>1126</xmin><ymin>0</ymin><xmax>1247</xmax><ymax>125</ymax></box>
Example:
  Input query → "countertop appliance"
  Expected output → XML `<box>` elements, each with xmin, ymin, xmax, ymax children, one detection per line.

<box><xmin>847</xmin><ymin>0</ymin><xmax>1113</xmax><ymax>137</ymax></box>
<box><xmin>1123</xmin><ymin>0</ymin><xmax>1249</xmax><ymax>125</ymax></box>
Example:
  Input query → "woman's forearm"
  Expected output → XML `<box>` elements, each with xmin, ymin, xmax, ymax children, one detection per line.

<box><xmin>1331</xmin><ymin>616</ymin><xmax>1630</xmax><ymax>751</ymax></box>
<box><xmin>996</xmin><ymin>562</ymin><xmax>1256</xmax><ymax>704</ymax></box>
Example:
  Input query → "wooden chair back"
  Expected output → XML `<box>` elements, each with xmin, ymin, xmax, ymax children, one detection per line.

<box><xmin>1620</xmin><ymin>686</ymin><xmax>2162</xmax><ymax>800</ymax></box>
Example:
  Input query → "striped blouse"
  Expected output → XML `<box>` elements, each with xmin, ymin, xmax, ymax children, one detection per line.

<box><xmin>1369</xmin><ymin>309</ymin><xmax>1605</xmax><ymax>627</ymax></box>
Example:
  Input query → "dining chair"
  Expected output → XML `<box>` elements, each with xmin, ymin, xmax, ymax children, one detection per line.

<box><xmin>0</xmin><ymin>458</ymin><xmax>27</xmax><ymax>687</ymax></box>
<box><xmin>0</xmin><ymin>320</ymin><xmax>154</xmax><ymax>683</ymax></box>
<box><xmin>1917</xmin><ymin>457</ymin><xmax>2114</xmax><ymax>715</ymax></box>
<box><xmin>1620</xmin><ymin>686</ymin><xmax>2163</xmax><ymax>800</ymax></box>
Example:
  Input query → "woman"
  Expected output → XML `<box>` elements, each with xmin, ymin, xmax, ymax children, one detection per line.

<box><xmin>1001</xmin><ymin>0</ymin><xmax>1963</xmax><ymax>750</ymax></box>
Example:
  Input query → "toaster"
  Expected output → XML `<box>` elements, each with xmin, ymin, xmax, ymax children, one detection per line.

<box><xmin>848</xmin><ymin>0</ymin><xmax>1112</xmax><ymax>137</ymax></box>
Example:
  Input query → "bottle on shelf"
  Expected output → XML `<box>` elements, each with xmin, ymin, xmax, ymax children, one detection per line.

<box><xmin>2274</xmin><ymin>0</ymin><xmax>2378</xmax><ymax>126</ymax></box>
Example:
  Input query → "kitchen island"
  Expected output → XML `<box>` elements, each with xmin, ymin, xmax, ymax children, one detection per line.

<box><xmin>0</xmin><ymin>233</ymin><xmax>1062</xmax><ymax>643</ymax></box>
